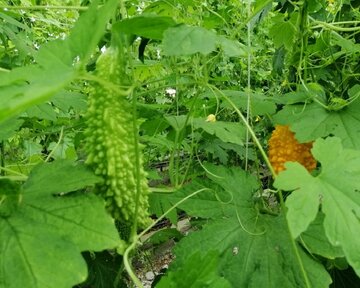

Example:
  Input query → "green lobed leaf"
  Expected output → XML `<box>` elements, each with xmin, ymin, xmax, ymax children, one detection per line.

<box><xmin>0</xmin><ymin>67</ymin><xmax>75</xmax><ymax>124</ymax></box>
<box><xmin>203</xmin><ymin>139</ymin><xmax>256</xmax><ymax>163</ymax></box>
<box><xmin>165</xmin><ymin>115</ymin><xmax>188</xmax><ymax>132</ymax></box>
<box><xmin>331</xmin><ymin>32</ymin><xmax>360</xmax><ymax>54</ymax></box>
<box><xmin>114</xmin><ymin>15</ymin><xmax>176</xmax><ymax>40</ymax></box>
<box><xmin>217</xmin><ymin>36</ymin><xmax>247</xmax><ymax>57</ymax></box>
<box><xmin>167</xmin><ymin>164</ymin><xmax>259</xmax><ymax>219</ymax></box>
<box><xmin>34</xmin><ymin>0</ymin><xmax>119</xmax><ymax>67</ymax></box>
<box><xmin>192</xmin><ymin>118</ymin><xmax>246</xmax><ymax>145</ymax></box>
<box><xmin>300</xmin><ymin>212</ymin><xmax>344</xmax><ymax>259</ymax></box>
<box><xmin>274</xmin><ymin>137</ymin><xmax>360</xmax><ymax>276</ymax></box>
<box><xmin>0</xmin><ymin>217</ymin><xmax>87</xmax><ymax>288</ymax></box>
<box><xmin>0</xmin><ymin>160</ymin><xmax>122</xmax><ymax>288</ymax></box>
<box><xmin>269</xmin><ymin>13</ymin><xmax>297</xmax><ymax>50</ymax></box>
<box><xmin>0</xmin><ymin>0</ymin><xmax>118</xmax><ymax>124</ymax></box>
<box><xmin>0</xmin><ymin>117</ymin><xmax>23</xmax><ymax>141</ymax></box>
<box><xmin>220</xmin><ymin>90</ymin><xmax>277</xmax><ymax>115</ymax></box>
<box><xmin>25</xmin><ymin>103</ymin><xmax>58</xmax><ymax>121</ymax></box>
<box><xmin>79</xmin><ymin>251</ymin><xmax>124</xmax><ymax>288</ymax></box>
<box><xmin>249</xmin><ymin>0</ymin><xmax>273</xmax><ymax>22</ymax></box>
<box><xmin>157</xmin><ymin>251</ymin><xmax>232</xmax><ymax>288</ymax></box>
<box><xmin>163</xmin><ymin>165</ymin><xmax>331</xmax><ymax>287</ymax></box>
<box><xmin>146</xmin><ymin>228</ymin><xmax>183</xmax><ymax>245</ymax></box>
<box><xmin>23</xmin><ymin>160</ymin><xmax>101</xmax><ymax>196</ymax></box>
<box><xmin>162</xmin><ymin>25</ymin><xmax>218</xmax><ymax>56</ymax></box>
<box><xmin>167</xmin><ymin>180</ymin><xmax>235</xmax><ymax>219</ymax></box>
<box><xmin>149</xmin><ymin>193</ymin><xmax>178</xmax><ymax>225</ymax></box>
<box><xmin>162</xmin><ymin>25</ymin><xmax>247</xmax><ymax>57</ymax></box>
<box><xmin>51</xmin><ymin>91</ymin><xmax>87</xmax><ymax>112</ymax></box>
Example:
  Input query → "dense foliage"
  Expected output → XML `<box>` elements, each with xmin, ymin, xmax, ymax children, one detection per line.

<box><xmin>0</xmin><ymin>0</ymin><xmax>359</xmax><ymax>287</ymax></box>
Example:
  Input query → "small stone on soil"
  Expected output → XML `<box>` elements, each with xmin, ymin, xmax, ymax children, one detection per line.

<box><xmin>145</xmin><ymin>271</ymin><xmax>155</xmax><ymax>281</ymax></box>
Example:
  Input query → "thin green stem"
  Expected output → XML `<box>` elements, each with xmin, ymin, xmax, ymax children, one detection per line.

<box><xmin>0</xmin><ymin>166</ymin><xmax>27</xmax><ymax>178</ymax></box>
<box><xmin>245</xmin><ymin>0</ymin><xmax>252</xmax><ymax>171</ymax></box>
<box><xmin>168</xmin><ymin>95</ymin><xmax>198</xmax><ymax>188</ymax></box>
<box><xmin>180</xmin><ymin>123</ymin><xmax>196</xmax><ymax>187</ymax></box>
<box><xmin>0</xmin><ymin>5</ymin><xmax>88</xmax><ymax>11</ymax></box>
<box><xmin>45</xmin><ymin>126</ymin><xmax>64</xmax><ymax>162</ymax></box>
<box><xmin>80</xmin><ymin>73</ymin><xmax>135</xmax><ymax>96</ymax></box>
<box><xmin>0</xmin><ymin>175</ymin><xmax>27</xmax><ymax>181</ymax></box>
<box><xmin>123</xmin><ymin>245</ymin><xmax>143</xmax><ymax>288</ymax></box>
<box><xmin>125</xmin><ymin>40</ymin><xmax>143</xmax><ymax>241</ymax></box>
<box><xmin>209</xmin><ymin>83</ymin><xmax>311</xmax><ymax>286</ymax></box>
<box><xmin>136</xmin><ymin>82</ymin><xmax>199</xmax><ymax>99</ymax></box>
<box><xmin>0</xmin><ymin>142</ymin><xmax>4</xmax><ymax>176</ymax></box>
<box><xmin>149</xmin><ymin>187</ymin><xmax>176</xmax><ymax>193</ymax></box>
<box><xmin>130</xmin><ymin>88</ymin><xmax>143</xmax><ymax>240</ymax></box>
<box><xmin>123</xmin><ymin>188</ymin><xmax>210</xmax><ymax>287</ymax></box>
<box><xmin>208</xmin><ymin>84</ymin><xmax>276</xmax><ymax>178</ymax></box>
<box><xmin>278</xmin><ymin>192</ymin><xmax>311</xmax><ymax>287</ymax></box>
<box><xmin>168</xmin><ymin>131</ymin><xmax>179</xmax><ymax>187</ymax></box>
<box><xmin>310</xmin><ymin>20</ymin><xmax>360</xmax><ymax>32</ymax></box>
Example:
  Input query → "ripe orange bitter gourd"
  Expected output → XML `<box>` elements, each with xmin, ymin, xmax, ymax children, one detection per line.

<box><xmin>268</xmin><ymin>125</ymin><xmax>317</xmax><ymax>174</ymax></box>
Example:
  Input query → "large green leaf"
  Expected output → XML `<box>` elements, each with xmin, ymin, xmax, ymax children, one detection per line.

<box><xmin>149</xmin><ymin>192</ymin><xmax>178</xmax><ymax>225</ymax></box>
<box><xmin>273</xmin><ymin>97</ymin><xmax>360</xmax><ymax>149</ymax></box>
<box><xmin>162</xmin><ymin>25</ymin><xmax>246</xmax><ymax>57</ymax></box>
<box><xmin>25</xmin><ymin>103</ymin><xmax>58</xmax><ymax>121</ymax></box>
<box><xmin>274</xmin><ymin>137</ymin><xmax>360</xmax><ymax>276</ymax></box>
<box><xmin>79</xmin><ymin>251</ymin><xmax>124</xmax><ymax>288</ymax></box>
<box><xmin>269</xmin><ymin>13</ymin><xmax>297</xmax><ymax>50</ymax></box>
<box><xmin>0</xmin><ymin>117</ymin><xmax>23</xmax><ymax>141</ymax></box>
<box><xmin>0</xmin><ymin>160</ymin><xmax>122</xmax><ymax>288</ymax></box>
<box><xmin>217</xmin><ymin>36</ymin><xmax>247</xmax><ymax>57</ymax></box>
<box><xmin>114</xmin><ymin>15</ymin><xmax>176</xmax><ymax>40</ymax></box>
<box><xmin>157</xmin><ymin>251</ymin><xmax>232</xmax><ymax>288</ymax></box>
<box><xmin>23</xmin><ymin>160</ymin><xmax>100</xmax><ymax>196</ymax></box>
<box><xmin>193</xmin><ymin>118</ymin><xmax>246</xmax><ymax>145</ymax></box>
<box><xmin>170</xmin><ymin>215</ymin><xmax>331</xmax><ymax>288</ymax></box>
<box><xmin>220</xmin><ymin>90</ymin><xmax>277</xmax><ymax>115</ymax></box>
<box><xmin>0</xmin><ymin>0</ymin><xmax>118</xmax><ymax>124</ymax></box>
<box><xmin>168</xmin><ymin>172</ymin><xmax>257</xmax><ymax>219</ymax></box>
<box><xmin>51</xmin><ymin>91</ymin><xmax>87</xmax><ymax>112</ymax></box>
<box><xmin>161</xmin><ymin>165</ymin><xmax>331</xmax><ymax>287</ymax></box>
<box><xmin>300</xmin><ymin>213</ymin><xmax>344</xmax><ymax>259</ymax></box>
<box><xmin>163</xmin><ymin>25</ymin><xmax>218</xmax><ymax>56</ymax></box>
<box><xmin>0</xmin><ymin>67</ymin><xmax>75</xmax><ymax>124</ymax></box>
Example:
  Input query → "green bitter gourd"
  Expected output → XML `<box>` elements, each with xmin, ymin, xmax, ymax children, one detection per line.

<box><xmin>85</xmin><ymin>46</ymin><xmax>151</xmax><ymax>228</ymax></box>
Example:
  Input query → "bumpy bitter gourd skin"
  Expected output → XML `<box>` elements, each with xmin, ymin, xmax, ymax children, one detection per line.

<box><xmin>268</xmin><ymin>125</ymin><xmax>317</xmax><ymax>174</ymax></box>
<box><xmin>85</xmin><ymin>47</ymin><xmax>151</xmax><ymax>228</ymax></box>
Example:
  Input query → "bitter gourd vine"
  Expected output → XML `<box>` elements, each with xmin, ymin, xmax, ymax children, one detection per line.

<box><xmin>85</xmin><ymin>46</ymin><xmax>151</xmax><ymax>228</ymax></box>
